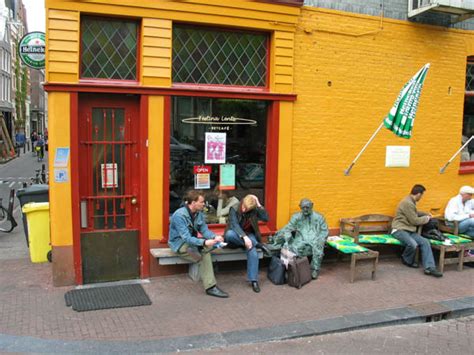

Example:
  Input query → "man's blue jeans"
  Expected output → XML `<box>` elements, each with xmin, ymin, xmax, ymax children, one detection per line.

<box><xmin>392</xmin><ymin>230</ymin><xmax>436</xmax><ymax>270</ymax></box>
<box><xmin>458</xmin><ymin>218</ymin><xmax>474</xmax><ymax>237</ymax></box>
<box><xmin>224</xmin><ymin>230</ymin><xmax>259</xmax><ymax>282</ymax></box>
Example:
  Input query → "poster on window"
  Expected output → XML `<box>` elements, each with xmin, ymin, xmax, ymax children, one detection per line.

<box><xmin>194</xmin><ymin>165</ymin><xmax>211</xmax><ymax>189</ymax></box>
<box><xmin>101</xmin><ymin>163</ymin><xmax>118</xmax><ymax>189</ymax></box>
<box><xmin>205</xmin><ymin>132</ymin><xmax>226</xmax><ymax>164</ymax></box>
<box><xmin>219</xmin><ymin>164</ymin><xmax>235</xmax><ymax>190</ymax></box>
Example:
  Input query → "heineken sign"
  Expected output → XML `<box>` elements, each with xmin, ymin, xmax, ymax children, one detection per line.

<box><xmin>18</xmin><ymin>32</ymin><xmax>45</xmax><ymax>69</ymax></box>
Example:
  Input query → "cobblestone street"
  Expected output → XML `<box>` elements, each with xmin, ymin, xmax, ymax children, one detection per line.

<box><xmin>204</xmin><ymin>316</ymin><xmax>474</xmax><ymax>354</ymax></box>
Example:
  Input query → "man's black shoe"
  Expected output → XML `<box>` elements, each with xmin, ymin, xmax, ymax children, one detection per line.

<box><xmin>401</xmin><ymin>258</ymin><xmax>419</xmax><ymax>268</ymax></box>
<box><xmin>251</xmin><ymin>281</ymin><xmax>260</xmax><ymax>293</ymax></box>
<box><xmin>205</xmin><ymin>286</ymin><xmax>229</xmax><ymax>298</ymax></box>
<box><xmin>424</xmin><ymin>268</ymin><xmax>443</xmax><ymax>277</ymax></box>
<box><xmin>257</xmin><ymin>243</ymin><xmax>272</xmax><ymax>257</ymax></box>
<box><xmin>187</xmin><ymin>247</ymin><xmax>202</xmax><ymax>262</ymax></box>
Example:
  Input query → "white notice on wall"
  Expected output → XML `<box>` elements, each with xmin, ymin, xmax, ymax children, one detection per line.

<box><xmin>54</xmin><ymin>169</ymin><xmax>68</xmax><ymax>183</ymax></box>
<box><xmin>385</xmin><ymin>146</ymin><xmax>410</xmax><ymax>167</ymax></box>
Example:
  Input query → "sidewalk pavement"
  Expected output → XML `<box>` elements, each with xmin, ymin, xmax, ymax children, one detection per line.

<box><xmin>0</xmin><ymin>248</ymin><xmax>473</xmax><ymax>353</ymax></box>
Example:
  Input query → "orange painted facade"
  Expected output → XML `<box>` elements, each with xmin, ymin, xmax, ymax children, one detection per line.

<box><xmin>45</xmin><ymin>1</ymin><xmax>474</xmax><ymax>285</ymax></box>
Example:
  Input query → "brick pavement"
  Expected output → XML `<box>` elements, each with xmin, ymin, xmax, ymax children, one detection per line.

<box><xmin>0</xmin><ymin>255</ymin><xmax>472</xmax><ymax>343</ymax></box>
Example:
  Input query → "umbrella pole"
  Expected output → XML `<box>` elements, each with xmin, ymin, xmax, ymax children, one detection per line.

<box><xmin>344</xmin><ymin>122</ymin><xmax>384</xmax><ymax>176</ymax></box>
<box><xmin>439</xmin><ymin>135</ymin><xmax>474</xmax><ymax>173</ymax></box>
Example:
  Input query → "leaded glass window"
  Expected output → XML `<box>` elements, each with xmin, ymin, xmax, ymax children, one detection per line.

<box><xmin>81</xmin><ymin>17</ymin><xmax>138</xmax><ymax>80</ymax></box>
<box><xmin>173</xmin><ymin>25</ymin><xmax>268</xmax><ymax>87</ymax></box>
<box><xmin>466</xmin><ymin>62</ymin><xmax>474</xmax><ymax>91</ymax></box>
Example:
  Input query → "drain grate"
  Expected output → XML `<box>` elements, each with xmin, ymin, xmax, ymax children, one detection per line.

<box><xmin>409</xmin><ymin>302</ymin><xmax>451</xmax><ymax>322</ymax></box>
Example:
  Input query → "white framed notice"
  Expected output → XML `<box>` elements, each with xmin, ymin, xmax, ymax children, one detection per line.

<box><xmin>101</xmin><ymin>163</ymin><xmax>118</xmax><ymax>188</ymax></box>
<box><xmin>385</xmin><ymin>146</ymin><xmax>411</xmax><ymax>167</ymax></box>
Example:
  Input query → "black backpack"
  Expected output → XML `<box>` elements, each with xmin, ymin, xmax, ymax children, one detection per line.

<box><xmin>421</xmin><ymin>219</ymin><xmax>445</xmax><ymax>241</ymax></box>
<box><xmin>267</xmin><ymin>256</ymin><xmax>286</xmax><ymax>285</ymax></box>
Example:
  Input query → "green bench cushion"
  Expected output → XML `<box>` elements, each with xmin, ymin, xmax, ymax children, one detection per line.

<box><xmin>327</xmin><ymin>236</ymin><xmax>370</xmax><ymax>254</ymax></box>
<box><xmin>428</xmin><ymin>234</ymin><xmax>473</xmax><ymax>246</ymax></box>
<box><xmin>348</xmin><ymin>234</ymin><xmax>402</xmax><ymax>245</ymax></box>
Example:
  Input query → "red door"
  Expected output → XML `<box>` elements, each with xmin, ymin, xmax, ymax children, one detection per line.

<box><xmin>78</xmin><ymin>95</ymin><xmax>141</xmax><ymax>284</ymax></box>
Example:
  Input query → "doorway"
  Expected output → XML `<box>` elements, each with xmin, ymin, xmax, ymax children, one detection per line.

<box><xmin>78</xmin><ymin>94</ymin><xmax>141</xmax><ymax>283</ymax></box>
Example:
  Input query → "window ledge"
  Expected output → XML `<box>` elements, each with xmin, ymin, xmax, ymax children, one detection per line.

<box><xmin>459</xmin><ymin>161</ymin><xmax>474</xmax><ymax>174</ymax></box>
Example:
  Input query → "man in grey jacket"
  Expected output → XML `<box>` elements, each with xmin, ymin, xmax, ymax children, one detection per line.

<box><xmin>392</xmin><ymin>184</ymin><xmax>442</xmax><ymax>277</ymax></box>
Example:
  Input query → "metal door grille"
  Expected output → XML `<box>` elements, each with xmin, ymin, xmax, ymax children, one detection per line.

<box><xmin>81</xmin><ymin>107</ymin><xmax>134</xmax><ymax>230</ymax></box>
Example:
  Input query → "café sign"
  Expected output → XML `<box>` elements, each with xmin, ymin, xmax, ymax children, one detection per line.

<box><xmin>182</xmin><ymin>115</ymin><xmax>257</xmax><ymax>125</ymax></box>
<box><xmin>18</xmin><ymin>31</ymin><xmax>45</xmax><ymax>69</ymax></box>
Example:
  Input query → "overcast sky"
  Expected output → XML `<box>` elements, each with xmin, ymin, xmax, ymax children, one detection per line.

<box><xmin>23</xmin><ymin>0</ymin><xmax>45</xmax><ymax>32</ymax></box>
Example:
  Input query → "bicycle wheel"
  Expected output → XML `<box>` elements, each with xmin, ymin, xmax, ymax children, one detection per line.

<box><xmin>0</xmin><ymin>206</ymin><xmax>7</xmax><ymax>225</ymax></box>
<box><xmin>0</xmin><ymin>206</ymin><xmax>13</xmax><ymax>232</ymax></box>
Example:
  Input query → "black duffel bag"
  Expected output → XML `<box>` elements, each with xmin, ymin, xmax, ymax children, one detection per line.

<box><xmin>267</xmin><ymin>256</ymin><xmax>286</xmax><ymax>285</ymax></box>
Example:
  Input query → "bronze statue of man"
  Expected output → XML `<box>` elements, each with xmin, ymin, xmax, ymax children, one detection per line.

<box><xmin>271</xmin><ymin>198</ymin><xmax>329</xmax><ymax>279</ymax></box>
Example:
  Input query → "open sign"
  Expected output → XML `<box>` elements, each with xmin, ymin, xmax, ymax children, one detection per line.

<box><xmin>193</xmin><ymin>165</ymin><xmax>211</xmax><ymax>174</ymax></box>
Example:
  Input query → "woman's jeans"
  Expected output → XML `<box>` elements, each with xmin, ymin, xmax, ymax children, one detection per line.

<box><xmin>392</xmin><ymin>230</ymin><xmax>436</xmax><ymax>270</ymax></box>
<box><xmin>224</xmin><ymin>230</ymin><xmax>259</xmax><ymax>281</ymax></box>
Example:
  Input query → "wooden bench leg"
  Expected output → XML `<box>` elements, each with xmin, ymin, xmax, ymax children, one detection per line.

<box><xmin>414</xmin><ymin>247</ymin><xmax>420</xmax><ymax>265</ymax></box>
<box><xmin>188</xmin><ymin>263</ymin><xmax>200</xmax><ymax>282</ymax></box>
<box><xmin>458</xmin><ymin>247</ymin><xmax>465</xmax><ymax>272</ymax></box>
<box><xmin>439</xmin><ymin>247</ymin><xmax>445</xmax><ymax>274</ymax></box>
<box><xmin>372</xmin><ymin>252</ymin><xmax>379</xmax><ymax>281</ymax></box>
<box><xmin>350</xmin><ymin>254</ymin><xmax>356</xmax><ymax>283</ymax></box>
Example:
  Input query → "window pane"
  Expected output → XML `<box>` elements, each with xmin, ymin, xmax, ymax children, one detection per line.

<box><xmin>81</xmin><ymin>17</ymin><xmax>138</xmax><ymax>80</ymax></box>
<box><xmin>172</xmin><ymin>26</ymin><xmax>268</xmax><ymax>86</ymax></box>
<box><xmin>170</xmin><ymin>97</ymin><xmax>268</xmax><ymax>224</ymax></box>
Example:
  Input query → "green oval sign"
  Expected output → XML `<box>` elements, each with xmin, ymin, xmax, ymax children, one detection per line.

<box><xmin>18</xmin><ymin>32</ymin><xmax>45</xmax><ymax>69</ymax></box>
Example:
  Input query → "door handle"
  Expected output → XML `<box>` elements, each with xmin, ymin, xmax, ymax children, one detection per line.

<box><xmin>131</xmin><ymin>197</ymin><xmax>138</xmax><ymax>205</ymax></box>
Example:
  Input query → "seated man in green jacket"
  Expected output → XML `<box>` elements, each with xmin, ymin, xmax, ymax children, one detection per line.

<box><xmin>392</xmin><ymin>184</ymin><xmax>442</xmax><ymax>278</ymax></box>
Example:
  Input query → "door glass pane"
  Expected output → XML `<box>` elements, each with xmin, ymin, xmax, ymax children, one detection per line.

<box><xmin>170</xmin><ymin>97</ymin><xmax>268</xmax><ymax>224</ymax></box>
<box><xmin>91</xmin><ymin>108</ymin><xmax>127</xmax><ymax>229</ymax></box>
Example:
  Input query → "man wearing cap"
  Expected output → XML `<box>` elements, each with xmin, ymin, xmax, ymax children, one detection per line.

<box><xmin>392</xmin><ymin>184</ymin><xmax>443</xmax><ymax>277</ymax></box>
<box><xmin>445</xmin><ymin>185</ymin><xmax>474</xmax><ymax>239</ymax></box>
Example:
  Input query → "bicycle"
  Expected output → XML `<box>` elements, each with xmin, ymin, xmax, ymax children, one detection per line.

<box><xmin>31</xmin><ymin>165</ymin><xmax>48</xmax><ymax>185</ymax></box>
<box><xmin>0</xmin><ymin>189</ymin><xmax>18</xmax><ymax>233</ymax></box>
<box><xmin>35</xmin><ymin>145</ymin><xmax>44</xmax><ymax>162</ymax></box>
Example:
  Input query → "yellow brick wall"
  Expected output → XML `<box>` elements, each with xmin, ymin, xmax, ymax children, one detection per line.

<box><xmin>285</xmin><ymin>7</ymin><xmax>474</xmax><ymax>228</ymax></box>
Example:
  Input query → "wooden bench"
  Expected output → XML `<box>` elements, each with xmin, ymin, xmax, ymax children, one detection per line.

<box><xmin>151</xmin><ymin>247</ymin><xmax>264</xmax><ymax>281</ymax></box>
<box><xmin>326</xmin><ymin>236</ymin><xmax>379</xmax><ymax>283</ymax></box>
<box><xmin>437</xmin><ymin>218</ymin><xmax>460</xmax><ymax>236</ymax></box>
<box><xmin>340</xmin><ymin>214</ymin><xmax>394</xmax><ymax>243</ymax></box>
<box><xmin>428</xmin><ymin>235</ymin><xmax>474</xmax><ymax>273</ymax></box>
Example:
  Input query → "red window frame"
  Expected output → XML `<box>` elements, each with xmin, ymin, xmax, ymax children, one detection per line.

<box><xmin>460</xmin><ymin>57</ymin><xmax>474</xmax><ymax>174</ymax></box>
<box><xmin>171</xmin><ymin>24</ymin><xmax>271</xmax><ymax>92</ymax></box>
<box><xmin>161</xmin><ymin>96</ymin><xmax>279</xmax><ymax>241</ymax></box>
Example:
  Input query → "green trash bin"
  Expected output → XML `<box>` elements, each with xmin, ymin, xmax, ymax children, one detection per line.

<box><xmin>22</xmin><ymin>202</ymin><xmax>51</xmax><ymax>263</ymax></box>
